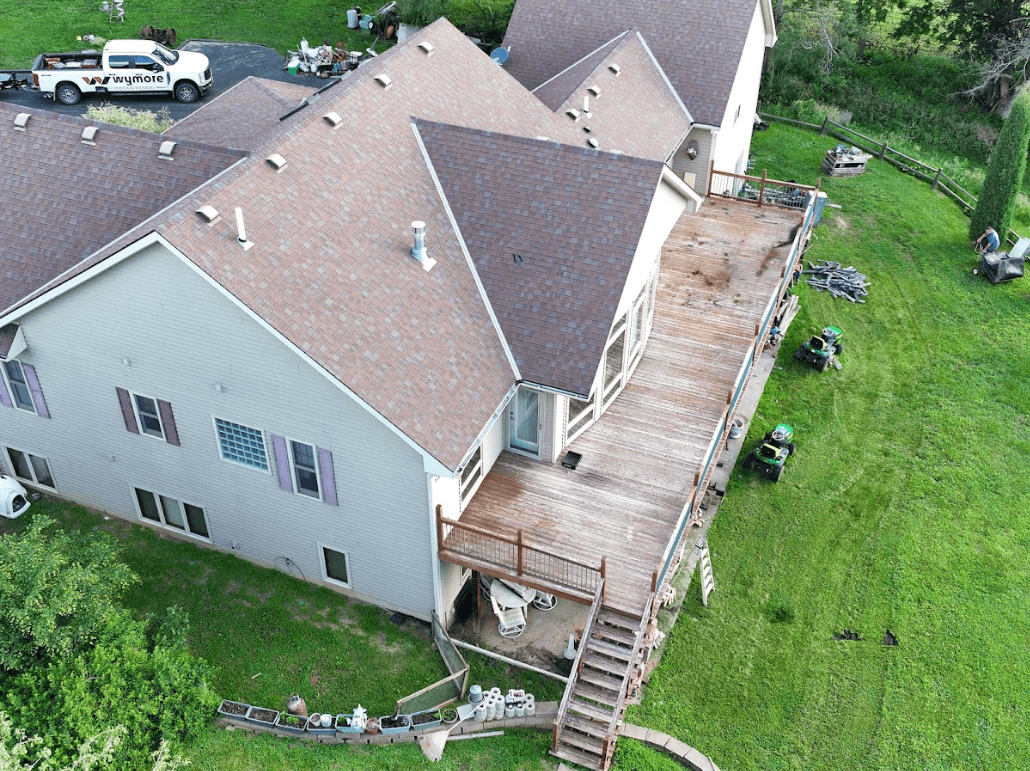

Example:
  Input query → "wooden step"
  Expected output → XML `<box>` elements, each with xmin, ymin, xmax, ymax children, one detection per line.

<box><xmin>569</xmin><ymin>696</ymin><xmax>615</xmax><ymax>723</ymax></box>
<box><xmin>591</xmin><ymin>623</ymin><xmax>637</xmax><ymax>647</ymax></box>
<box><xmin>597</xmin><ymin>608</ymin><xmax>641</xmax><ymax>631</ymax></box>
<box><xmin>586</xmin><ymin>639</ymin><xmax>634</xmax><ymax>662</ymax></box>
<box><xmin>551</xmin><ymin>744</ymin><xmax>604</xmax><ymax>771</ymax></box>
<box><xmin>583</xmin><ymin>651</ymin><xmax>631</xmax><ymax>676</ymax></box>
<box><xmin>578</xmin><ymin>666</ymin><xmax>625</xmax><ymax>692</ymax></box>
<box><xmin>572</xmin><ymin>682</ymin><xmax>621</xmax><ymax>708</ymax></box>
<box><xmin>563</xmin><ymin>714</ymin><xmax>609</xmax><ymax>739</ymax></box>
<box><xmin>557</xmin><ymin>727</ymin><xmax>605</xmax><ymax>756</ymax></box>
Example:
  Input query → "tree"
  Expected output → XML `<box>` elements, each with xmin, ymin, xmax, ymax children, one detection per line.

<box><xmin>0</xmin><ymin>517</ymin><xmax>135</xmax><ymax>671</ymax></box>
<box><xmin>970</xmin><ymin>85</ymin><xmax>1030</xmax><ymax>238</ymax></box>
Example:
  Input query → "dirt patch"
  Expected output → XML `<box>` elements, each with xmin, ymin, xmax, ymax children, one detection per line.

<box><xmin>834</xmin><ymin>216</ymin><xmax>851</xmax><ymax>229</ymax></box>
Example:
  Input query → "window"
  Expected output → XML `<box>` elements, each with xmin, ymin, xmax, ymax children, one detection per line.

<box><xmin>108</xmin><ymin>55</ymin><xmax>132</xmax><ymax>69</ymax></box>
<box><xmin>291</xmin><ymin>440</ymin><xmax>320</xmax><ymax>498</ymax></box>
<box><xmin>117</xmin><ymin>388</ymin><xmax>179</xmax><ymax>445</ymax></box>
<box><xmin>459</xmin><ymin>445</ymin><xmax>483</xmax><ymax>507</ymax></box>
<box><xmin>2</xmin><ymin>360</ymin><xmax>48</xmax><ymax>417</ymax></box>
<box><xmin>321</xmin><ymin>545</ymin><xmax>350</xmax><ymax>586</ymax></box>
<box><xmin>6</xmin><ymin>447</ymin><xmax>55</xmax><ymax>489</ymax></box>
<box><xmin>134</xmin><ymin>487</ymin><xmax>209</xmax><ymax>539</ymax></box>
<box><xmin>215</xmin><ymin>418</ymin><xmax>268</xmax><ymax>471</ymax></box>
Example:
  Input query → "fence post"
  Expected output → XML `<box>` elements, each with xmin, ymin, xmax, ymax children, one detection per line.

<box><xmin>516</xmin><ymin>529</ymin><xmax>524</xmax><ymax>575</ymax></box>
<box><xmin>820</xmin><ymin>115</ymin><xmax>828</xmax><ymax>136</ymax></box>
<box><xmin>932</xmin><ymin>168</ymin><xmax>943</xmax><ymax>191</ymax></box>
<box><xmin>759</xmin><ymin>169</ymin><xmax>767</xmax><ymax>207</ymax></box>
<box><xmin>879</xmin><ymin>141</ymin><xmax>887</xmax><ymax>161</ymax></box>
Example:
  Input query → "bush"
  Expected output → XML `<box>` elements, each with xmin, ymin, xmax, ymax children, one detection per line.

<box><xmin>85</xmin><ymin>104</ymin><xmax>174</xmax><ymax>133</ymax></box>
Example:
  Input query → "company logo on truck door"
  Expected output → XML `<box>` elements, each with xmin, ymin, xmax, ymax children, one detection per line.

<box><xmin>80</xmin><ymin>73</ymin><xmax>168</xmax><ymax>85</ymax></box>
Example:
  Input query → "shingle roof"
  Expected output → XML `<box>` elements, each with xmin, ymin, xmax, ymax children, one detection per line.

<box><xmin>416</xmin><ymin>120</ymin><xmax>664</xmax><ymax>396</ymax></box>
<box><xmin>534</xmin><ymin>31</ymin><xmax>692</xmax><ymax>162</ymax></box>
<box><xmin>165</xmin><ymin>76</ymin><xmax>318</xmax><ymax>150</ymax></box>
<box><xmin>503</xmin><ymin>0</ymin><xmax>765</xmax><ymax>127</ymax></box>
<box><xmin>5</xmin><ymin>20</ymin><xmax>590</xmax><ymax>472</ymax></box>
<box><xmin>0</xmin><ymin>104</ymin><xmax>244</xmax><ymax>313</ymax></box>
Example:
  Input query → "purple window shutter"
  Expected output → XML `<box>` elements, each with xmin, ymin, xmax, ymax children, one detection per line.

<box><xmin>116</xmin><ymin>387</ymin><xmax>139</xmax><ymax>433</ymax></box>
<box><xmin>21</xmin><ymin>364</ymin><xmax>49</xmax><ymax>418</ymax></box>
<box><xmin>317</xmin><ymin>447</ymin><xmax>338</xmax><ymax>506</ymax></box>
<box><xmin>0</xmin><ymin>375</ymin><xmax>11</xmax><ymax>408</ymax></box>
<box><xmin>157</xmin><ymin>400</ymin><xmax>180</xmax><ymax>446</ymax></box>
<box><xmin>270</xmin><ymin>434</ymin><xmax>293</xmax><ymax>492</ymax></box>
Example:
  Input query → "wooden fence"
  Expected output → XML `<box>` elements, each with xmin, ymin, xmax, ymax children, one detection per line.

<box><xmin>761</xmin><ymin>112</ymin><xmax>1024</xmax><ymax>248</ymax></box>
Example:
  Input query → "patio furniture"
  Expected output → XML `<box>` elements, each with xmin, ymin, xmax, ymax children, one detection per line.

<box><xmin>490</xmin><ymin>579</ymin><xmax>532</xmax><ymax>610</ymax></box>
<box><xmin>490</xmin><ymin>595</ymin><xmax>526</xmax><ymax>638</ymax></box>
<box><xmin>532</xmin><ymin>590</ymin><xmax>557</xmax><ymax>610</ymax></box>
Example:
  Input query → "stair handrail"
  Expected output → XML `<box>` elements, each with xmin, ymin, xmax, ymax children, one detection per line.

<box><xmin>553</xmin><ymin>577</ymin><xmax>606</xmax><ymax>750</ymax></box>
<box><xmin>602</xmin><ymin>590</ymin><xmax>657</xmax><ymax>766</ymax></box>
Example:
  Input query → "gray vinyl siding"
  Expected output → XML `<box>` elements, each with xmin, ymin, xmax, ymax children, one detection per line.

<box><xmin>0</xmin><ymin>242</ymin><xmax>435</xmax><ymax>618</ymax></box>
<box><xmin>671</xmin><ymin>126</ymin><xmax>715</xmax><ymax>196</ymax></box>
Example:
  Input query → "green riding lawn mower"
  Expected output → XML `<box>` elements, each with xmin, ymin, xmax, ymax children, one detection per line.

<box><xmin>742</xmin><ymin>423</ymin><xmax>796</xmax><ymax>482</ymax></box>
<box><xmin>795</xmin><ymin>325</ymin><xmax>843</xmax><ymax>372</ymax></box>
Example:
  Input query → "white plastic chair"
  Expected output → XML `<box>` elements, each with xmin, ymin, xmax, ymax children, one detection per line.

<box><xmin>490</xmin><ymin>595</ymin><xmax>526</xmax><ymax>638</ymax></box>
<box><xmin>532</xmin><ymin>590</ymin><xmax>557</xmax><ymax>611</ymax></box>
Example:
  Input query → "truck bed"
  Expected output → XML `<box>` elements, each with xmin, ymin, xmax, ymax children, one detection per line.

<box><xmin>31</xmin><ymin>52</ymin><xmax>103</xmax><ymax>71</ymax></box>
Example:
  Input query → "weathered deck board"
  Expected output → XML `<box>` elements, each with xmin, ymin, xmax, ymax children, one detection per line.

<box><xmin>452</xmin><ymin>200</ymin><xmax>802</xmax><ymax>615</ymax></box>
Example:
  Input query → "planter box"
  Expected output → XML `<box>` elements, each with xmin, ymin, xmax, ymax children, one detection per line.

<box><xmin>377</xmin><ymin>714</ymin><xmax>411</xmax><ymax>735</ymax></box>
<box><xmin>274</xmin><ymin>712</ymin><xmax>308</xmax><ymax>735</ymax></box>
<box><xmin>335</xmin><ymin>714</ymin><xmax>365</xmax><ymax>734</ymax></box>
<box><xmin>306</xmin><ymin>714</ymin><xmax>337</xmax><ymax>736</ymax></box>
<box><xmin>409</xmin><ymin>709</ymin><xmax>442</xmax><ymax>731</ymax></box>
<box><xmin>217</xmin><ymin>699</ymin><xmax>250</xmax><ymax>723</ymax></box>
<box><xmin>244</xmin><ymin>706</ymin><xmax>280</xmax><ymax>728</ymax></box>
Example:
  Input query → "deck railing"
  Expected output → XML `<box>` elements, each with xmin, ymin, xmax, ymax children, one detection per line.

<box><xmin>437</xmin><ymin>506</ymin><xmax>605</xmax><ymax>602</ymax></box>
<box><xmin>709</xmin><ymin>169</ymin><xmax>818</xmax><ymax>211</ymax></box>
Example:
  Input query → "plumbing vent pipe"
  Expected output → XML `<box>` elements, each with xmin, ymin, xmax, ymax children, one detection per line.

<box><xmin>410</xmin><ymin>221</ymin><xmax>436</xmax><ymax>271</ymax></box>
<box><xmin>235</xmin><ymin>207</ymin><xmax>254</xmax><ymax>251</ymax></box>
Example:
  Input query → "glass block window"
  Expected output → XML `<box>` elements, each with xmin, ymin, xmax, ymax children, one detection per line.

<box><xmin>215</xmin><ymin>418</ymin><xmax>268</xmax><ymax>471</ymax></box>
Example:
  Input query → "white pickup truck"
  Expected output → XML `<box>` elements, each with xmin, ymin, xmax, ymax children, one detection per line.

<box><xmin>31</xmin><ymin>40</ymin><xmax>212</xmax><ymax>105</ymax></box>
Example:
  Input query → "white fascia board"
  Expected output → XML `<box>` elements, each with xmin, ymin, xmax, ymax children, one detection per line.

<box><xmin>759</xmin><ymin>0</ymin><xmax>777</xmax><ymax>46</ymax></box>
<box><xmin>661</xmin><ymin>166</ymin><xmax>704</xmax><ymax>211</ymax></box>
<box><xmin>633</xmin><ymin>32</ymin><xmax>694</xmax><ymax>126</ymax></box>
<box><xmin>410</xmin><ymin>121</ymin><xmax>522</xmax><ymax>381</ymax></box>
<box><xmin>0</xmin><ymin>231</ymin><xmax>452</xmax><ymax>477</ymax></box>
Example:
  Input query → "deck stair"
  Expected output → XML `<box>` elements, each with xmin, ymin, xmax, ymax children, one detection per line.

<box><xmin>551</xmin><ymin>596</ymin><xmax>656</xmax><ymax>771</ymax></box>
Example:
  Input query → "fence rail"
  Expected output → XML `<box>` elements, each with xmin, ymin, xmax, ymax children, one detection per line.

<box><xmin>760</xmin><ymin>111</ymin><xmax>1024</xmax><ymax>247</ymax></box>
<box><xmin>437</xmin><ymin>506</ymin><xmax>604</xmax><ymax>602</ymax></box>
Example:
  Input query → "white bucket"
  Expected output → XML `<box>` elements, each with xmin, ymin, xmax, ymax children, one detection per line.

<box><xmin>346</xmin><ymin>8</ymin><xmax>359</xmax><ymax>27</ymax></box>
<box><xmin>469</xmin><ymin>684</ymin><xmax>483</xmax><ymax>703</ymax></box>
<box><xmin>526</xmin><ymin>699</ymin><xmax>536</xmax><ymax>717</ymax></box>
<box><xmin>474</xmin><ymin>704</ymin><xmax>486</xmax><ymax>722</ymax></box>
<box><xmin>729</xmin><ymin>418</ymin><xmax>744</xmax><ymax>439</ymax></box>
<box><xmin>505</xmin><ymin>704</ymin><xmax>515</xmax><ymax>719</ymax></box>
<box><xmin>515</xmin><ymin>703</ymin><xmax>526</xmax><ymax>718</ymax></box>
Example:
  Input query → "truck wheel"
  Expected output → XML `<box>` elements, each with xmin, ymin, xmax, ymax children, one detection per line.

<box><xmin>56</xmin><ymin>83</ymin><xmax>81</xmax><ymax>105</ymax></box>
<box><xmin>175</xmin><ymin>81</ymin><xmax>200</xmax><ymax>103</ymax></box>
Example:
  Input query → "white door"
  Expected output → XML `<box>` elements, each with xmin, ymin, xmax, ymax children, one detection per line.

<box><xmin>508</xmin><ymin>388</ymin><xmax>540</xmax><ymax>455</ymax></box>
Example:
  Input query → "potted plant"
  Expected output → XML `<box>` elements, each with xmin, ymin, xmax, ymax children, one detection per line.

<box><xmin>274</xmin><ymin>711</ymin><xmax>308</xmax><ymax>735</ymax></box>
<box><xmin>217</xmin><ymin>699</ymin><xmax>250</xmax><ymax>723</ymax></box>
<box><xmin>410</xmin><ymin>708</ymin><xmax>442</xmax><ymax>730</ymax></box>
<box><xmin>378</xmin><ymin>713</ymin><xmax>411</xmax><ymax>735</ymax></box>
<box><xmin>306</xmin><ymin>713</ymin><xmax>336</xmax><ymax>737</ymax></box>
<box><xmin>244</xmin><ymin>706</ymin><xmax>279</xmax><ymax>728</ymax></box>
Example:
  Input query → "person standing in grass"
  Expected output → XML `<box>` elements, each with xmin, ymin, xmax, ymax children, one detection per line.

<box><xmin>974</xmin><ymin>226</ymin><xmax>1001</xmax><ymax>253</ymax></box>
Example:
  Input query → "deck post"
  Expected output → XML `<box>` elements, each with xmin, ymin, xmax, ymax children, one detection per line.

<box><xmin>552</xmin><ymin>723</ymin><xmax>559</xmax><ymax>751</ymax></box>
<box><xmin>650</xmin><ymin>571</ymin><xmax>658</xmax><ymax>592</ymax></box>
<box><xmin>435</xmin><ymin>505</ymin><xmax>444</xmax><ymax>552</ymax></box>
<box><xmin>600</xmin><ymin>557</ymin><xmax>607</xmax><ymax>603</ymax></box>
<box><xmin>758</xmin><ymin>169</ymin><xmax>767</xmax><ymax>207</ymax></box>
<box><xmin>516</xmin><ymin>529</ymin><xmax>524</xmax><ymax>576</ymax></box>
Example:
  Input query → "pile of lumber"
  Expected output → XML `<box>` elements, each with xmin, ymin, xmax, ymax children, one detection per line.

<box><xmin>803</xmin><ymin>260</ymin><xmax>869</xmax><ymax>303</ymax></box>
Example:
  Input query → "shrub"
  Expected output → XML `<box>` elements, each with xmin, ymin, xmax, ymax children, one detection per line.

<box><xmin>971</xmin><ymin>87</ymin><xmax>1030</xmax><ymax>239</ymax></box>
<box><xmin>85</xmin><ymin>103</ymin><xmax>174</xmax><ymax>133</ymax></box>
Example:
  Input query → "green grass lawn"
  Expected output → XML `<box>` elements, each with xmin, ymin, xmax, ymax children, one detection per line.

<box><xmin>0</xmin><ymin>0</ymin><xmax>384</xmax><ymax>69</ymax></box>
<box><xmin>624</xmin><ymin>123</ymin><xmax>1030</xmax><ymax>770</ymax></box>
<box><xmin>1</xmin><ymin>502</ymin><xmax>564</xmax><ymax>769</ymax></box>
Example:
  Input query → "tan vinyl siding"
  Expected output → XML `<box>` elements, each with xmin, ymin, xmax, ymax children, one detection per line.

<box><xmin>0</xmin><ymin>242</ymin><xmax>435</xmax><ymax>618</ymax></box>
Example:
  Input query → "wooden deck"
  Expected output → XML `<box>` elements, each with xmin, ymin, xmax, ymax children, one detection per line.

<box><xmin>452</xmin><ymin>199</ymin><xmax>803</xmax><ymax>615</ymax></box>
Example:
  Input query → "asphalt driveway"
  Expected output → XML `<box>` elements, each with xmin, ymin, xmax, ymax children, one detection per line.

<box><xmin>1</xmin><ymin>40</ymin><xmax>319</xmax><ymax>121</ymax></box>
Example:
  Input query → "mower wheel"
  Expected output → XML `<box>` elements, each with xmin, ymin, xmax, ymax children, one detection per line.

<box><xmin>772</xmin><ymin>464</ymin><xmax>784</xmax><ymax>482</ymax></box>
<box><xmin>787</xmin><ymin>442</ymin><xmax>796</xmax><ymax>455</ymax></box>
<box><xmin>795</xmin><ymin>348</ymin><xmax>804</xmax><ymax>361</ymax></box>
<box><xmin>834</xmin><ymin>343</ymin><xmax>843</xmax><ymax>354</ymax></box>
<box><xmin>819</xmin><ymin>356</ymin><xmax>830</xmax><ymax>372</ymax></box>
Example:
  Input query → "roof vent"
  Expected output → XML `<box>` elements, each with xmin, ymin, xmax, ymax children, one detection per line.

<box><xmin>158</xmin><ymin>140</ymin><xmax>177</xmax><ymax>160</ymax></box>
<box><xmin>375</xmin><ymin>74</ymin><xmax>393</xmax><ymax>90</ymax></box>
<box><xmin>418</xmin><ymin>41</ymin><xmax>435</xmax><ymax>55</ymax></box>
<box><xmin>235</xmin><ymin>207</ymin><xmax>254</xmax><ymax>251</ymax></box>
<box><xmin>587</xmin><ymin>138</ymin><xmax>599</xmax><ymax>149</ymax></box>
<box><xmin>13</xmin><ymin>113</ymin><xmax>30</xmax><ymax>131</ymax></box>
<box><xmin>565</xmin><ymin>108</ymin><xmax>580</xmax><ymax>122</ymax></box>
<box><xmin>410</xmin><ymin>221</ymin><xmax>436</xmax><ymax>272</ymax></box>
<box><xmin>81</xmin><ymin>126</ymin><xmax>99</xmax><ymax>144</ymax></box>
<box><xmin>588</xmin><ymin>85</ymin><xmax>601</xmax><ymax>97</ymax></box>
<box><xmin>583</xmin><ymin>95</ymin><xmax>591</xmax><ymax>116</ymax></box>
<box><xmin>323</xmin><ymin>111</ymin><xmax>343</xmax><ymax>128</ymax></box>
<box><xmin>265</xmin><ymin>153</ymin><xmax>288</xmax><ymax>173</ymax></box>
<box><xmin>608</xmin><ymin>63</ymin><xmax>621</xmax><ymax>75</ymax></box>
<box><xmin>195</xmin><ymin>205</ymin><xmax>221</xmax><ymax>225</ymax></box>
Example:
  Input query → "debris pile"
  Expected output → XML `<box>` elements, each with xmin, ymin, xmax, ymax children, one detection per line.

<box><xmin>803</xmin><ymin>260</ymin><xmax>870</xmax><ymax>303</ymax></box>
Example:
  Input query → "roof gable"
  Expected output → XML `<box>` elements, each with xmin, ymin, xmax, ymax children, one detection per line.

<box><xmin>416</xmin><ymin>120</ymin><xmax>664</xmax><ymax>396</ymax></box>
<box><xmin>503</xmin><ymin>0</ymin><xmax>766</xmax><ymax>126</ymax></box>
<box><xmin>0</xmin><ymin>104</ymin><xmax>244</xmax><ymax>313</ymax></box>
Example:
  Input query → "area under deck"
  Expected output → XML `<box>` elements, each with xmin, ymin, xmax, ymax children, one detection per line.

<box><xmin>450</xmin><ymin>199</ymin><xmax>802</xmax><ymax>616</ymax></box>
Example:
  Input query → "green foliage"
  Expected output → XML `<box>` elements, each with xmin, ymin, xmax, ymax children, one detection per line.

<box><xmin>898</xmin><ymin>0</ymin><xmax>1027</xmax><ymax>60</ymax></box>
<box><xmin>971</xmin><ymin>87</ymin><xmax>1030</xmax><ymax>238</ymax></box>
<box><xmin>442</xmin><ymin>0</ymin><xmax>514</xmax><ymax>45</ymax></box>
<box><xmin>397</xmin><ymin>0</ymin><xmax>449</xmax><ymax>27</ymax></box>
<box><xmin>85</xmin><ymin>104</ymin><xmax>174</xmax><ymax>133</ymax></box>
<box><xmin>0</xmin><ymin>516</ymin><xmax>135</xmax><ymax>671</ymax></box>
